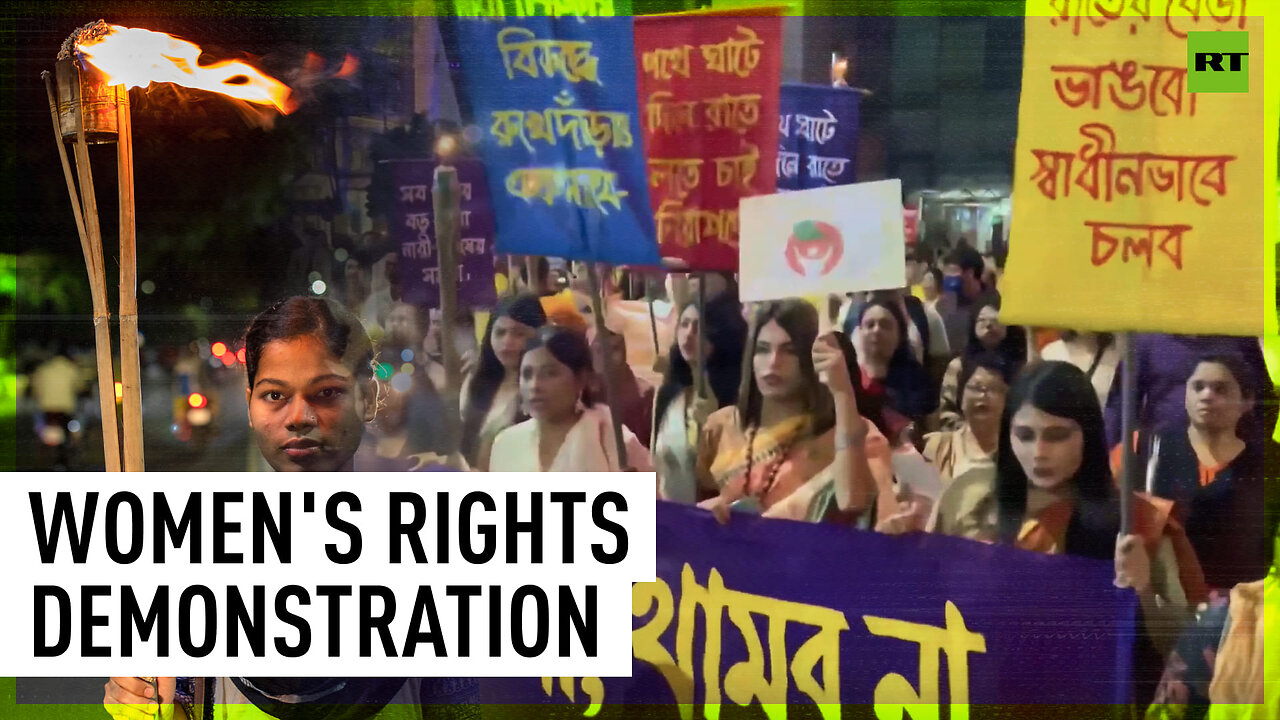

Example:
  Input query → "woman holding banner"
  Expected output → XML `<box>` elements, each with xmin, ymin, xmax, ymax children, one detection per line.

<box><xmin>487</xmin><ymin>325</ymin><xmax>651</xmax><ymax>472</ymax></box>
<box><xmin>652</xmin><ymin>297</ymin><xmax>747</xmax><ymax>503</ymax></box>
<box><xmin>459</xmin><ymin>294</ymin><xmax>547</xmax><ymax>471</ymax></box>
<box><xmin>695</xmin><ymin>300</ymin><xmax>890</xmax><ymax>524</ymax></box>
<box><xmin>1110</xmin><ymin>355</ymin><xmax>1268</xmax><ymax>591</ymax></box>
<box><xmin>989</xmin><ymin>360</ymin><xmax>1206</xmax><ymax>707</ymax></box>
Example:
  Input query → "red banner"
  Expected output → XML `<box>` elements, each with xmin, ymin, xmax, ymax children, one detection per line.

<box><xmin>634</xmin><ymin>11</ymin><xmax>783</xmax><ymax>271</ymax></box>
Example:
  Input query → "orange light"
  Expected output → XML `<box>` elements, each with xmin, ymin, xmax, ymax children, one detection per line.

<box><xmin>77</xmin><ymin>25</ymin><xmax>295</xmax><ymax>114</ymax></box>
<box><xmin>220</xmin><ymin>354</ymin><xmax>235</xmax><ymax>367</ymax></box>
<box><xmin>114</xmin><ymin>381</ymin><xmax>123</xmax><ymax>402</ymax></box>
<box><xmin>211</xmin><ymin>341</ymin><xmax>228</xmax><ymax>357</ymax></box>
<box><xmin>188</xmin><ymin>392</ymin><xmax>208</xmax><ymax>409</ymax></box>
<box><xmin>236</xmin><ymin>348</ymin><xmax>247</xmax><ymax>364</ymax></box>
<box><xmin>335</xmin><ymin>53</ymin><xmax>359</xmax><ymax>79</ymax></box>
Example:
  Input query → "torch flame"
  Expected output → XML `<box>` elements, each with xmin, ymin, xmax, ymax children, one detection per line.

<box><xmin>76</xmin><ymin>25</ymin><xmax>295</xmax><ymax>114</ymax></box>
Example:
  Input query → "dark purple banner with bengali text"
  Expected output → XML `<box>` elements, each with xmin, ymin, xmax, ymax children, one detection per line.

<box><xmin>480</xmin><ymin>501</ymin><xmax>1137</xmax><ymax>714</ymax></box>
<box><xmin>386</xmin><ymin>158</ymin><xmax>497</xmax><ymax>310</ymax></box>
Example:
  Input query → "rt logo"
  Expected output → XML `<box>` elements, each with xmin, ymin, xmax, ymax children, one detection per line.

<box><xmin>1187</xmin><ymin>31</ymin><xmax>1249</xmax><ymax>93</ymax></box>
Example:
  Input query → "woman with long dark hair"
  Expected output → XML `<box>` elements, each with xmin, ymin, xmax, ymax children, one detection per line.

<box><xmin>695</xmin><ymin>300</ymin><xmax>888</xmax><ymax>523</ymax></box>
<box><xmin>460</xmin><ymin>293</ymin><xmax>547</xmax><ymax>470</ymax></box>
<box><xmin>853</xmin><ymin>296</ymin><xmax>937</xmax><ymax>436</ymax></box>
<box><xmin>488</xmin><ymin>326</ymin><xmax>651</xmax><ymax>472</ymax></box>
<box><xmin>989</xmin><ymin>361</ymin><xmax>1206</xmax><ymax>704</ymax></box>
<box><xmin>653</xmin><ymin>297</ymin><xmax>747</xmax><ymax>502</ymax></box>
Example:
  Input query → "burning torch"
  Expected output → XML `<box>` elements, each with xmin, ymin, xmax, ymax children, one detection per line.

<box><xmin>42</xmin><ymin>21</ymin><xmax>298</xmax><ymax>471</ymax></box>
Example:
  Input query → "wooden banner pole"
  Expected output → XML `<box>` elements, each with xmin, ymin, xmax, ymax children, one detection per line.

<box><xmin>586</xmin><ymin>262</ymin><xmax>629</xmax><ymax>469</ymax></box>
<box><xmin>64</xmin><ymin>64</ymin><xmax>122</xmax><ymax>473</ymax></box>
<box><xmin>432</xmin><ymin>165</ymin><xmax>464</xmax><ymax>457</ymax></box>
<box><xmin>695</xmin><ymin>275</ymin><xmax>707</xmax><ymax>398</ymax></box>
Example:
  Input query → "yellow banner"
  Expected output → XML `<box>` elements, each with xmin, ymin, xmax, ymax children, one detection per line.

<box><xmin>1002</xmin><ymin>2</ymin><xmax>1265</xmax><ymax>336</ymax></box>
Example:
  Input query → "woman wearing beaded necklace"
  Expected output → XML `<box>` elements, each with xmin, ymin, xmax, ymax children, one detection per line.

<box><xmin>694</xmin><ymin>300</ymin><xmax>890</xmax><ymax>523</ymax></box>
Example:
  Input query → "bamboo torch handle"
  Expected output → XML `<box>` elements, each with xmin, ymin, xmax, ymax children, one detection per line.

<box><xmin>68</xmin><ymin>65</ymin><xmax>122</xmax><ymax>473</ymax></box>
<box><xmin>117</xmin><ymin>88</ymin><xmax>144</xmax><ymax>472</ymax></box>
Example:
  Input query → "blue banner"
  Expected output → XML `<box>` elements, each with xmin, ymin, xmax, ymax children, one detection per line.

<box><xmin>481</xmin><ymin>502</ymin><xmax>1137</xmax><ymax>713</ymax></box>
<box><xmin>777</xmin><ymin>83</ymin><xmax>860</xmax><ymax>191</ymax></box>
<box><xmin>455</xmin><ymin>18</ymin><xmax>660</xmax><ymax>265</ymax></box>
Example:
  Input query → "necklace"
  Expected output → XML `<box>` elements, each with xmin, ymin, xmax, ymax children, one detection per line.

<box><xmin>744</xmin><ymin>424</ymin><xmax>800</xmax><ymax>499</ymax></box>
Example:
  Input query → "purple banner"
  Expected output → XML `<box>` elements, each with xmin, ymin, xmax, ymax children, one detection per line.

<box><xmin>386</xmin><ymin>159</ymin><xmax>497</xmax><ymax>310</ymax></box>
<box><xmin>481</xmin><ymin>501</ymin><xmax>1137</xmax><ymax>713</ymax></box>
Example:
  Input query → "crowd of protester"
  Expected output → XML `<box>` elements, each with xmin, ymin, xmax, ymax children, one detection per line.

<box><xmin>104</xmin><ymin>240</ymin><xmax>1277</xmax><ymax>719</ymax></box>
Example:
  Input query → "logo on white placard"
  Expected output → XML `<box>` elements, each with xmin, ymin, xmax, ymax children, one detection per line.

<box><xmin>785</xmin><ymin>220</ymin><xmax>843</xmax><ymax>277</ymax></box>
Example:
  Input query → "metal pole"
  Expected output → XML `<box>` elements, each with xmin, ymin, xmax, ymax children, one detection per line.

<box><xmin>1118</xmin><ymin>332</ymin><xmax>1136</xmax><ymax>535</ymax></box>
<box><xmin>695</xmin><ymin>275</ymin><xmax>707</xmax><ymax>398</ymax></box>
<box><xmin>646</xmin><ymin>276</ymin><xmax>660</xmax><ymax>359</ymax></box>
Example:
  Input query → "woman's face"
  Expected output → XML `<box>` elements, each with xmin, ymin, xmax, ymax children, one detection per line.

<box><xmin>961</xmin><ymin>367</ymin><xmax>1008</xmax><ymax>425</ymax></box>
<box><xmin>491</xmin><ymin>316</ymin><xmax>536</xmax><ymax>371</ymax></box>
<box><xmin>246</xmin><ymin>334</ymin><xmax>374</xmax><ymax>472</ymax></box>
<box><xmin>1185</xmin><ymin>361</ymin><xmax>1247</xmax><ymax>434</ymax></box>
<box><xmin>752</xmin><ymin>319</ymin><xmax>804</xmax><ymax>400</ymax></box>
<box><xmin>1010</xmin><ymin>403</ymin><xmax>1084</xmax><ymax>491</ymax></box>
<box><xmin>520</xmin><ymin>347</ymin><xmax>584</xmax><ymax>422</ymax></box>
<box><xmin>676</xmin><ymin>305</ymin><xmax>713</xmax><ymax>364</ymax></box>
<box><xmin>859</xmin><ymin>305</ymin><xmax>900</xmax><ymax>362</ymax></box>
<box><xmin>974</xmin><ymin>305</ymin><xmax>1006</xmax><ymax>350</ymax></box>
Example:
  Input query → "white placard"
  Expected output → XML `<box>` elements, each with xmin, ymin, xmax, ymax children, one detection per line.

<box><xmin>739</xmin><ymin>179</ymin><xmax>906</xmax><ymax>301</ymax></box>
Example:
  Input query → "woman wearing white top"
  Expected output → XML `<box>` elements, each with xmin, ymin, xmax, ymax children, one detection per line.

<box><xmin>652</xmin><ymin>296</ymin><xmax>746</xmax><ymax>502</ymax></box>
<box><xmin>489</xmin><ymin>326</ymin><xmax>652</xmax><ymax>472</ymax></box>
<box><xmin>1039</xmin><ymin>331</ymin><xmax>1118</xmax><ymax>408</ymax></box>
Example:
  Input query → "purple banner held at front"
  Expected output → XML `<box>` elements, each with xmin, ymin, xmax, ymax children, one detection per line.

<box><xmin>386</xmin><ymin>158</ymin><xmax>497</xmax><ymax>310</ymax></box>
<box><xmin>480</xmin><ymin>501</ymin><xmax>1137</xmax><ymax>714</ymax></box>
